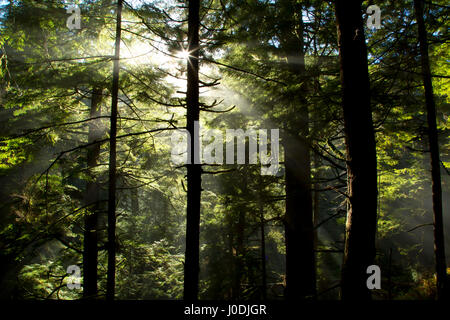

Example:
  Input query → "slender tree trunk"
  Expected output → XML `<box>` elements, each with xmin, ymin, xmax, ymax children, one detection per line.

<box><xmin>131</xmin><ymin>188</ymin><xmax>139</xmax><ymax>221</ymax></box>
<box><xmin>106</xmin><ymin>0</ymin><xmax>122</xmax><ymax>301</ymax></box>
<box><xmin>280</xmin><ymin>1</ymin><xmax>316</xmax><ymax>300</ymax></box>
<box><xmin>232</xmin><ymin>208</ymin><xmax>245</xmax><ymax>299</ymax></box>
<box><xmin>184</xmin><ymin>0</ymin><xmax>202</xmax><ymax>301</ymax></box>
<box><xmin>83</xmin><ymin>87</ymin><xmax>102</xmax><ymax>299</ymax></box>
<box><xmin>313</xmin><ymin>147</ymin><xmax>320</xmax><ymax>254</ymax></box>
<box><xmin>258</xmin><ymin>178</ymin><xmax>267</xmax><ymax>300</ymax></box>
<box><xmin>225</xmin><ymin>202</ymin><xmax>235</xmax><ymax>299</ymax></box>
<box><xmin>335</xmin><ymin>0</ymin><xmax>378</xmax><ymax>300</ymax></box>
<box><xmin>387</xmin><ymin>247</ymin><xmax>393</xmax><ymax>300</ymax></box>
<box><xmin>129</xmin><ymin>188</ymin><xmax>138</xmax><ymax>297</ymax></box>
<box><xmin>313</xmin><ymin>75</ymin><xmax>322</xmax><ymax>262</ymax></box>
<box><xmin>413</xmin><ymin>0</ymin><xmax>448</xmax><ymax>300</ymax></box>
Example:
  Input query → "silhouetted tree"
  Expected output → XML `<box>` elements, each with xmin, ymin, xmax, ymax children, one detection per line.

<box><xmin>413</xmin><ymin>0</ymin><xmax>448</xmax><ymax>300</ymax></box>
<box><xmin>184</xmin><ymin>0</ymin><xmax>202</xmax><ymax>301</ymax></box>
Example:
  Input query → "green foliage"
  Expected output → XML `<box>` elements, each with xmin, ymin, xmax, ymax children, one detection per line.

<box><xmin>116</xmin><ymin>239</ymin><xmax>183</xmax><ymax>299</ymax></box>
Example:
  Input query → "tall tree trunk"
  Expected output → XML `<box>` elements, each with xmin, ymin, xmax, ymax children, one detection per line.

<box><xmin>280</xmin><ymin>1</ymin><xmax>316</xmax><ymax>300</ymax></box>
<box><xmin>83</xmin><ymin>87</ymin><xmax>102</xmax><ymax>299</ymax></box>
<box><xmin>232</xmin><ymin>208</ymin><xmax>245</xmax><ymax>299</ymax></box>
<box><xmin>413</xmin><ymin>0</ymin><xmax>448</xmax><ymax>300</ymax></box>
<box><xmin>313</xmin><ymin>73</ymin><xmax>322</xmax><ymax>275</ymax></box>
<box><xmin>313</xmin><ymin>144</ymin><xmax>320</xmax><ymax>255</ymax></box>
<box><xmin>184</xmin><ymin>0</ymin><xmax>202</xmax><ymax>301</ymax></box>
<box><xmin>128</xmin><ymin>188</ymin><xmax>138</xmax><ymax>297</ymax></box>
<box><xmin>335</xmin><ymin>0</ymin><xmax>378</xmax><ymax>300</ymax></box>
<box><xmin>258</xmin><ymin>177</ymin><xmax>267</xmax><ymax>300</ymax></box>
<box><xmin>232</xmin><ymin>166</ymin><xmax>248</xmax><ymax>299</ymax></box>
<box><xmin>106</xmin><ymin>0</ymin><xmax>122</xmax><ymax>301</ymax></box>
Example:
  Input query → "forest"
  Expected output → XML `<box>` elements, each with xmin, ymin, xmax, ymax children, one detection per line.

<box><xmin>0</xmin><ymin>0</ymin><xmax>449</xmax><ymax>303</ymax></box>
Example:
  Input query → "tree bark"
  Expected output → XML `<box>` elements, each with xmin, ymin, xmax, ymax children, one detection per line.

<box><xmin>313</xmin><ymin>140</ymin><xmax>320</xmax><ymax>257</ymax></box>
<box><xmin>413</xmin><ymin>0</ymin><xmax>448</xmax><ymax>300</ymax></box>
<box><xmin>184</xmin><ymin>0</ymin><xmax>202</xmax><ymax>301</ymax></box>
<box><xmin>83</xmin><ymin>87</ymin><xmax>102</xmax><ymax>299</ymax></box>
<box><xmin>279</xmin><ymin>1</ymin><xmax>316</xmax><ymax>300</ymax></box>
<box><xmin>106</xmin><ymin>0</ymin><xmax>122</xmax><ymax>301</ymax></box>
<box><xmin>335</xmin><ymin>0</ymin><xmax>378</xmax><ymax>300</ymax></box>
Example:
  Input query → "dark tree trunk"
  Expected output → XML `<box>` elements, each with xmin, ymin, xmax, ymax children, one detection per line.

<box><xmin>232</xmin><ymin>208</ymin><xmax>245</xmax><ymax>299</ymax></box>
<box><xmin>128</xmin><ymin>188</ymin><xmax>139</xmax><ymax>297</ymax></box>
<box><xmin>225</xmin><ymin>202</ymin><xmax>235</xmax><ymax>299</ymax></box>
<box><xmin>232</xmin><ymin>166</ymin><xmax>248</xmax><ymax>299</ymax></box>
<box><xmin>313</xmin><ymin>66</ymin><xmax>322</xmax><ymax>267</ymax></box>
<box><xmin>284</xmin><ymin>133</ymin><xmax>315</xmax><ymax>300</ymax></box>
<box><xmin>184</xmin><ymin>0</ymin><xmax>202</xmax><ymax>301</ymax></box>
<box><xmin>313</xmin><ymin>146</ymin><xmax>320</xmax><ymax>255</ymax></box>
<box><xmin>335</xmin><ymin>0</ymin><xmax>378</xmax><ymax>300</ymax></box>
<box><xmin>279</xmin><ymin>1</ymin><xmax>316</xmax><ymax>300</ymax></box>
<box><xmin>106</xmin><ymin>0</ymin><xmax>122</xmax><ymax>301</ymax></box>
<box><xmin>83</xmin><ymin>87</ymin><xmax>102</xmax><ymax>299</ymax></box>
<box><xmin>413</xmin><ymin>0</ymin><xmax>448</xmax><ymax>300</ymax></box>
